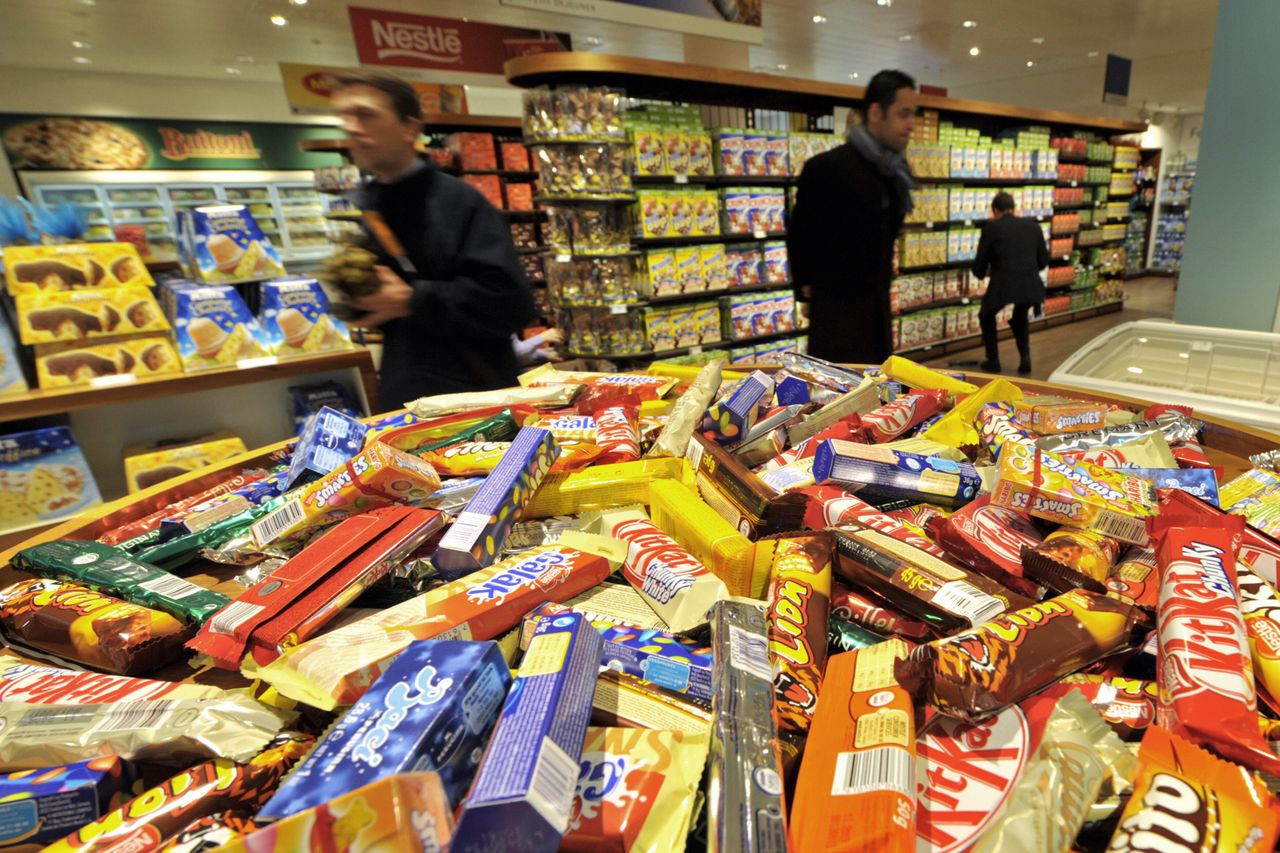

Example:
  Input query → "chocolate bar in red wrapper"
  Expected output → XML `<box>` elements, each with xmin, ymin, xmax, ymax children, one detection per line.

<box><xmin>97</xmin><ymin>473</ymin><xmax>263</xmax><ymax>548</ymax></box>
<box><xmin>928</xmin><ymin>495</ymin><xmax>1045</xmax><ymax>599</ymax></box>
<box><xmin>829</xmin><ymin>584</ymin><xmax>933</xmax><ymax>641</ymax></box>
<box><xmin>894</xmin><ymin>588</ymin><xmax>1148</xmax><ymax>722</ymax></box>
<box><xmin>1151</xmin><ymin>511</ymin><xmax>1280</xmax><ymax>776</ymax></box>
<box><xmin>593</xmin><ymin>405</ymin><xmax>641</xmax><ymax>465</ymax></box>
<box><xmin>1158</xmin><ymin>487</ymin><xmax>1280</xmax><ymax>587</ymax></box>
<box><xmin>797</xmin><ymin>485</ymin><xmax>950</xmax><ymax>560</ymax></box>
<box><xmin>43</xmin><ymin>734</ymin><xmax>311</xmax><ymax>853</ymax></box>
<box><xmin>0</xmin><ymin>658</ymin><xmax>224</xmax><ymax>704</ymax></box>
<box><xmin>1059</xmin><ymin>674</ymin><xmax>1159</xmax><ymax>740</ymax></box>
<box><xmin>860</xmin><ymin>389</ymin><xmax>948</xmax><ymax>444</ymax></box>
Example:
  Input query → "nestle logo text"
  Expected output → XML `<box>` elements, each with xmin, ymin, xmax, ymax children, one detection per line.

<box><xmin>371</xmin><ymin>20</ymin><xmax>463</xmax><ymax>63</ymax></box>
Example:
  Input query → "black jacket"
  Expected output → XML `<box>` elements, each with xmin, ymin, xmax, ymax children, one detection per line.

<box><xmin>972</xmin><ymin>214</ymin><xmax>1049</xmax><ymax>306</ymax></box>
<box><xmin>352</xmin><ymin>162</ymin><xmax>535</xmax><ymax>409</ymax></box>
<box><xmin>787</xmin><ymin>142</ymin><xmax>904</xmax><ymax>364</ymax></box>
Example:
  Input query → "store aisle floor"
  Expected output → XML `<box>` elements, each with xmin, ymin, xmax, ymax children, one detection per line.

<box><xmin>922</xmin><ymin>275</ymin><xmax>1176</xmax><ymax>381</ymax></box>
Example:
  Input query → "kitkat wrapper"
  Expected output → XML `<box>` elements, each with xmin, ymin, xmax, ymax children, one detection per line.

<box><xmin>647</xmin><ymin>360</ymin><xmax>722</xmax><ymax>459</ymax></box>
<box><xmin>973</xmin><ymin>691</ymin><xmax>1135</xmax><ymax>853</ymax></box>
<box><xmin>1106</xmin><ymin>726</ymin><xmax>1278</xmax><ymax>853</ymax></box>
<box><xmin>0</xmin><ymin>693</ymin><xmax>289</xmax><ymax>770</ymax></box>
<box><xmin>44</xmin><ymin>734</ymin><xmax>311</xmax><ymax>853</ymax></box>
<box><xmin>562</xmin><ymin>727</ymin><xmax>709</xmax><ymax>853</ymax></box>
<box><xmin>648</xmin><ymin>478</ymin><xmax>767</xmax><ymax>598</ymax></box>
<box><xmin>0</xmin><ymin>657</ymin><xmax>224</xmax><ymax>704</ymax></box>
<box><xmin>762</xmin><ymin>534</ymin><xmax>832</xmax><ymax>734</ymax></box>
<box><xmin>250</xmin><ymin>532</ymin><xmax>625</xmax><ymax>710</ymax></box>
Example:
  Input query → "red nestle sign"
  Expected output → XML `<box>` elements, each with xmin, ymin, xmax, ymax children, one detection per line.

<box><xmin>348</xmin><ymin>6</ymin><xmax>565</xmax><ymax>73</ymax></box>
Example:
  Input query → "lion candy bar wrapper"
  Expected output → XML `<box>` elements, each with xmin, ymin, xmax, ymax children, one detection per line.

<box><xmin>249</xmin><ymin>441</ymin><xmax>441</xmax><ymax>549</ymax></box>
<box><xmin>581</xmin><ymin>505</ymin><xmax>729</xmax><ymax>633</ymax></box>
<box><xmin>562</xmin><ymin>727</ymin><xmax>710</xmax><ymax>853</ymax></box>
<box><xmin>451</xmin><ymin>612</ymin><xmax>603</xmax><ymax>853</ymax></box>
<box><xmin>813</xmin><ymin>440</ymin><xmax>981</xmax><ymax>508</ymax></box>
<box><xmin>763</xmin><ymin>534</ymin><xmax>832</xmax><ymax>734</ymax></box>
<box><xmin>43</xmin><ymin>734</ymin><xmax>311</xmax><ymax>853</ymax></box>
<box><xmin>1106</xmin><ymin>726</ymin><xmax>1278</xmax><ymax>853</ymax></box>
<box><xmin>431</xmin><ymin>426</ymin><xmax>559</xmax><ymax>581</ymax></box>
<box><xmin>706</xmin><ymin>599</ymin><xmax>789</xmax><ymax>853</ymax></box>
<box><xmin>700</xmin><ymin>370</ymin><xmax>774</xmax><ymax>448</ymax></box>
<box><xmin>0</xmin><ymin>755</ymin><xmax>138</xmax><ymax>852</ymax></box>
<box><xmin>791</xmin><ymin>640</ymin><xmax>915</xmax><ymax>853</ymax></box>
<box><xmin>989</xmin><ymin>441</ymin><xmax>1155</xmax><ymax>544</ymax></box>
<box><xmin>1151</xmin><ymin>513</ymin><xmax>1280</xmax><ymax>776</ymax></box>
<box><xmin>0</xmin><ymin>578</ymin><xmax>190</xmax><ymax>676</ymax></box>
<box><xmin>893</xmin><ymin>588</ymin><xmax>1148</xmax><ymax>722</ymax></box>
<box><xmin>219</xmin><ymin>772</ymin><xmax>454</xmax><ymax>853</ymax></box>
<box><xmin>259</xmin><ymin>640</ymin><xmax>509</xmax><ymax>821</ymax></box>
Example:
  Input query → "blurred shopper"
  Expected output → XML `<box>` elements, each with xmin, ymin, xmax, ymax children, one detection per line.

<box><xmin>788</xmin><ymin>69</ymin><xmax>918</xmax><ymax>364</ymax></box>
<box><xmin>331</xmin><ymin>70</ymin><xmax>534</xmax><ymax>407</ymax></box>
<box><xmin>972</xmin><ymin>191</ymin><xmax>1049</xmax><ymax>374</ymax></box>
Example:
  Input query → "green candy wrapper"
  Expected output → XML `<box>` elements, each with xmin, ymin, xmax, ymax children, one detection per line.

<box><xmin>131</xmin><ymin>501</ymin><xmax>282</xmax><ymax>570</ymax></box>
<box><xmin>827</xmin><ymin>616</ymin><xmax>888</xmax><ymax>653</ymax></box>
<box><xmin>12</xmin><ymin>540</ymin><xmax>231</xmax><ymax>626</ymax></box>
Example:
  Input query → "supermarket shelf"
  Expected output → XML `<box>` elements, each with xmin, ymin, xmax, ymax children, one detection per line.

<box><xmin>898</xmin><ymin>258</ymin><xmax>976</xmax><ymax>274</ymax></box>
<box><xmin>905</xmin><ymin>215</ymin><xmax>1050</xmax><ymax>231</ymax></box>
<box><xmin>632</xmin><ymin>174</ymin><xmax>792</xmax><ymax>186</ymax></box>
<box><xmin>544</xmin><ymin>250</ymin><xmax>641</xmax><ymax>260</ymax></box>
<box><xmin>641</xmin><ymin>280</ymin><xmax>793</xmax><ymax>306</ymax></box>
<box><xmin>458</xmin><ymin>169</ymin><xmax>538</xmax><ymax>178</ymax></box>
<box><xmin>895</xmin><ymin>300</ymin><xmax>1123</xmax><ymax>356</ymax></box>
<box><xmin>894</xmin><ymin>295</ymin><xmax>976</xmax><ymax>316</ymax></box>
<box><xmin>634</xmin><ymin>231</ymin><xmax>786</xmax><ymax>248</ymax></box>
<box><xmin>534</xmin><ymin>194</ymin><xmax>637</xmax><ymax>204</ymax></box>
<box><xmin>500</xmin><ymin>209</ymin><xmax>547</xmax><ymax>219</ymax></box>
<box><xmin>915</xmin><ymin>176</ymin><xmax>1058</xmax><ymax>187</ymax></box>
<box><xmin>0</xmin><ymin>349</ymin><xmax>377</xmax><ymax>425</ymax></box>
<box><xmin>567</xmin><ymin>328</ymin><xmax>801</xmax><ymax>362</ymax></box>
<box><xmin>515</xmin><ymin>246</ymin><xmax>545</xmax><ymax>255</ymax></box>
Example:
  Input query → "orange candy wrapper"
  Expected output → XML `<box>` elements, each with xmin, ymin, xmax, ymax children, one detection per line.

<box><xmin>1107</xmin><ymin>726</ymin><xmax>1278</xmax><ymax>853</ymax></box>
<box><xmin>763</xmin><ymin>534</ymin><xmax>833</xmax><ymax>734</ymax></box>
<box><xmin>791</xmin><ymin>640</ymin><xmax>915</xmax><ymax>853</ymax></box>
<box><xmin>1233</xmin><ymin>558</ymin><xmax>1280</xmax><ymax>713</ymax></box>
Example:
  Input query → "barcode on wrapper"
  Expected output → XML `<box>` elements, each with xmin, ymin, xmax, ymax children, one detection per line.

<box><xmin>1092</xmin><ymin>511</ymin><xmax>1148</xmax><ymax>544</ymax></box>
<box><xmin>934</xmin><ymin>580</ymin><xmax>1005</xmax><ymax>627</ymax></box>
<box><xmin>250</xmin><ymin>499</ymin><xmax>305</xmax><ymax>546</ymax></box>
<box><xmin>729</xmin><ymin>625</ymin><xmax>774</xmax><ymax>683</ymax></box>
<box><xmin>832</xmin><ymin>747</ymin><xmax>912</xmax><ymax>797</ymax></box>
<box><xmin>97</xmin><ymin>701</ymin><xmax>174</xmax><ymax>733</ymax></box>
<box><xmin>207</xmin><ymin>601</ymin><xmax>265</xmax><ymax>636</ymax></box>
<box><xmin>138</xmin><ymin>574</ymin><xmax>204</xmax><ymax>600</ymax></box>
<box><xmin>439</xmin><ymin>511</ymin><xmax>490</xmax><ymax>551</ymax></box>
<box><xmin>526</xmin><ymin>736</ymin><xmax>580</xmax><ymax>835</ymax></box>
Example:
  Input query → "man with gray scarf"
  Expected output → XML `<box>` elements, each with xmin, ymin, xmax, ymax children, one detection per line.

<box><xmin>788</xmin><ymin>69</ymin><xmax>918</xmax><ymax>364</ymax></box>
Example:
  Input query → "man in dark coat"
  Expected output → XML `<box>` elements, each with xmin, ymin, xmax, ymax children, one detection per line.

<box><xmin>972</xmin><ymin>191</ymin><xmax>1050</xmax><ymax>375</ymax></box>
<box><xmin>788</xmin><ymin>69</ymin><xmax>918</xmax><ymax>365</ymax></box>
<box><xmin>332</xmin><ymin>71</ymin><xmax>535</xmax><ymax>409</ymax></box>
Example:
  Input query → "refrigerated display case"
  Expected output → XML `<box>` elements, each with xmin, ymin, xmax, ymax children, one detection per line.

<box><xmin>19</xmin><ymin>169</ymin><xmax>333</xmax><ymax>264</ymax></box>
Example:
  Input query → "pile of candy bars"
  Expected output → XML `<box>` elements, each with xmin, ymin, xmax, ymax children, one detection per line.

<box><xmin>3</xmin><ymin>351</ymin><xmax>1280</xmax><ymax>852</ymax></box>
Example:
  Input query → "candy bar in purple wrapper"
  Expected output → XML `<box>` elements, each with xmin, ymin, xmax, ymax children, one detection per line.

<box><xmin>0</xmin><ymin>755</ymin><xmax>138</xmax><ymax>848</ymax></box>
<box><xmin>285</xmin><ymin>405</ymin><xmax>369</xmax><ymax>490</ymax></box>
<box><xmin>700</xmin><ymin>370</ymin><xmax>774</xmax><ymax>448</ymax></box>
<box><xmin>258</xmin><ymin>639</ymin><xmax>509</xmax><ymax>822</ymax></box>
<box><xmin>431</xmin><ymin>427</ymin><xmax>559</xmax><ymax>582</ymax></box>
<box><xmin>813</xmin><ymin>439</ymin><xmax>981</xmax><ymax>508</ymax></box>
<box><xmin>1123</xmin><ymin>467</ymin><xmax>1220</xmax><ymax>507</ymax></box>
<box><xmin>452</xmin><ymin>612</ymin><xmax>602</xmax><ymax>853</ymax></box>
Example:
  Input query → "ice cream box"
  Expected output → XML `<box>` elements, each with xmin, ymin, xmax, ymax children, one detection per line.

<box><xmin>0</xmin><ymin>426</ymin><xmax>102</xmax><ymax>534</ymax></box>
<box><xmin>176</xmin><ymin>204</ymin><xmax>285</xmax><ymax>285</ymax></box>
<box><xmin>33</xmin><ymin>334</ymin><xmax>181</xmax><ymax>389</ymax></box>
<box><xmin>3</xmin><ymin>242</ymin><xmax>153</xmax><ymax>295</ymax></box>
<box><xmin>258</xmin><ymin>277</ymin><xmax>352</xmax><ymax>357</ymax></box>
<box><xmin>0</xmin><ymin>315</ymin><xmax>28</xmax><ymax>398</ymax></box>
<box><xmin>165</xmin><ymin>282</ymin><xmax>270</xmax><ymax>371</ymax></box>
<box><xmin>123</xmin><ymin>431</ymin><xmax>248</xmax><ymax>493</ymax></box>
<box><xmin>14</xmin><ymin>286</ymin><xmax>169</xmax><ymax>345</ymax></box>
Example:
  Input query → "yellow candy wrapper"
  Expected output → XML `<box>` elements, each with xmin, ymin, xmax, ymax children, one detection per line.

<box><xmin>561</xmin><ymin>728</ymin><xmax>710</xmax><ymax>853</ymax></box>
<box><xmin>648</xmin><ymin>478</ymin><xmax>768</xmax><ymax>599</ymax></box>
<box><xmin>880</xmin><ymin>355</ymin><xmax>979</xmax><ymax>396</ymax></box>
<box><xmin>523</xmin><ymin>458</ymin><xmax>693</xmax><ymax>519</ymax></box>
<box><xmin>648</xmin><ymin>361</ymin><xmax>723</xmax><ymax>459</ymax></box>
<box><xmin>647</xmin><ymin>360</ymin><xmax>747</xmax><ymax>384</ymax></box>
<box><xmin>922</xmin><ymin>376</ymin><xmax>1024</xmax><ymax>448</ymax></box>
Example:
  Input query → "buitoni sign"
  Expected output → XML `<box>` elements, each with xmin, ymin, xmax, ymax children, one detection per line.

<box><xmin>348</xmin><ymin>7</ymin><xmax>567</xmax><ymax>74</ymax></box>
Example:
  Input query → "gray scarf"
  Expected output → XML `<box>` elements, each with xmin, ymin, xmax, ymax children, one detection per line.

<box><xmin>847</xmin><ymin>124</ymin><xmax>916</xmax><ymax>216</ymax></box>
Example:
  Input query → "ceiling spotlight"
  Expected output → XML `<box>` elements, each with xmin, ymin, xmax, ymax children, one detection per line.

<box><xmin>968</xmin><ymin>46</ymin><xmax>980</xmax><ymax>56</ymax></box>
<box><xmin>876</xmin><ymin>0</ymin><xmax>892</xmax><ymax>6</ymax></box>
<box><xmin>582</xmin><ymin>35</ymin><xmax>604</xmax><ymax>47</ymax></box>
<box><xmin>235</xmin><ymin>55</ymin><xmax>256</xmax><ymax>63</ymax></box>
<box><xmin>812</xmin><ymin>14</ymin><xmax>827</xmax><ymax>23</ymax></box>
<box><xmin>1026</xmin><ymin>60</ymin><xmax>1036</xmax><ymax>67</ymax></box>
<box><xmin>72</xmin><ymin>56</ymin><xmax>91</xmax><ymax>64</ymax></box>
<box><xmin>269</xmin><ymin>14</ymin><xmax>288</xmax><ymax>25</ymax></box>
<box><xmin>71</xmin><ymin>40</ymin><xmax>91</xmax><ymax>49</ymax></box>
<box><xmin>776</xmin><ymin>63</ymin><xmax>789</xmax><ymax>71</ymax></box>
<box><xmin>848</xmin><ymin>72</ymin><xmax>860</xmax><ymax>79</ymax></box>
<box><xmin>225</xmin><ymin>66</ymin><xmax>243</xmax><ymax>75</ymax></box>
<box><xmin>287</xmin><ymin>0</ymin><xmax>308</xmax><ymax>4</ymax></box>
<box><xmin>897</xmin><ymin>33</ymin><xmax>913</xmax><ymax>41</ymax></box>
<box><xmin>962</xmin><ymin>20</ymin><xmax>977</xmax><ymax>28</ymax></box>
<box><xmin>77</xmin><ymin>0</ymin><xmax>95</xmax><ymax>6</ymax></box>
<box><xmin>1031</xmin><ymin>36</ymin><xmax>1045</xmax><ymax>44</ymax></box>
<box><xmin>1088</xmin><ymin>50</ymin><xmax>1100</xmax><ymax>57</ymax></box>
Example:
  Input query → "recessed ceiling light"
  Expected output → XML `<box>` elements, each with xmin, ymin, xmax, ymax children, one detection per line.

<box><xmin>776</xmin><ymin>63</ymin><xmax>789</xmax><ymax>71</ymax></box>
<box><xmin>968</xmin><ymin>46</ymin><xmax>980</xmax><ymax>56</ymax></box>
<box><xmin>235</xmin><ymin>55</ymin><xmax>256</xmax><ymax>63</ymax></box>
<box><xmin>897</xmin><ymin>33</ymin><xmax>913</xmax><ymax>41</ymax></box>
<box><xmin>876</xmin><ymin>0</ymin><xmax>892</xmax><ymax>6</ymax></box>
<box><xmin>962</xmin><ymin>20</ymin><xmax>977</xmax><ymax>28</ymax></box>
<box><xmin>848</xmin><ymin>72</ymin><xmax>860</xmax><ymax>79</ymax></box>
<box><xmin>225</xmin><ymin>66</ymin><xmax>242</xmax><ymax>75</ymax></box>
<box><xmin>1026</xmin><ymin>60</ymin><xmax>1036</xmax><ymax>67</ymax></box>
<box><xmin>1031</xmin><ymin>36</ymin><xmax>1045</xmax><ymax>45</ymax></box>
<box><xmin>288</xmin><ymin>0</ymin><xmax>308</xmax><ymax>4</ymax></box>
<box><xmin>72</xmin><ymin>56</ymin><xmax>91</xmax><ymax>64</ymax></box>
<box><xmin>71</xmin><ymin>40</ymin><xmax>91</xmax><ymax>49</ymax></box>
<box><xmin>812</xmin><ymin>14</ymin><xmax>827</xmax><ymax>23</ymax></box>
<box><xmin>269</xmin><ymin>14</ymin><xmax>288</xmax><ymax>26</ymax></box>
<box><xmin>77</xmin><ymin>0</ymin><xmax>95</xmax><ymax>6</ymax></box>
<box><xmin>1088</xmin><ymin>50</ymin><xmax>1100</xmax><ymax>57</ymax></box>
<box><xmin>582</xmin><ymin>35</ymin><xmax>604</xmax><ymax>46</ymax></box>
<box><xmin>1127</xmin><ymin>366</ymin><xmax>1144</xmax><ymax>375</ymax></box>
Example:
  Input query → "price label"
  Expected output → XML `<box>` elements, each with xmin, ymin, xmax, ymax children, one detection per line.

<box><xmin>964</xmin><ymin>220</ymin><xmax>974</xmax><ymax>227</ymax></box>
<box><xmin>925</xmin><ymin>221</ymin><xmax>934</xmax><ymax>228</ymax></box>
<box><xmin>753</xmin><ymin>229</ymin><xmax>767</xmax><ymax>240</ymax></box>
<box><xmin>236</xmin><ymin>356</ymin><xmax>279</xmax><ymax>370</ymax></box>
<box><xmin>690</xmin><ymin>345</ymin><xmax>703</xmax><ymax>355</ymax></box>
<box><xmin>674</xmin><ymin>174</ymin><xmax>689</xmax><ymax>185</ymax></box>
<box><xmin>609</xmin><ymin>303</ymin><xmax>629</xmax><ymax>315</ymax></box>
<box><xmin>555</xmin><ymin>254</ymin><xmax>572</xmax><ymax>263</ymax></box>
<box><xmin>961</xmin><ymin>297</ymin><xmax>971</xmax><ymax>305</ymax></box>
<box><xmin>89</xmin><ymin>374</ymin><xmax>137</xmax><ymax>389</ymax></box>
<box><xmin>1071</xmin><ymin>181</ymin><xmax>1078</xmax><ymax>187</ymax></box>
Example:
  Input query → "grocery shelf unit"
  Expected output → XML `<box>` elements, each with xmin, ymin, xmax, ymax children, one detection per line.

<box><xmin>506</xmin><ymin>52</ymin><xmax>1144</xmax><ymax>362</ymax></box>
<box><xmin>1151</xmin><ymin>167</ymin><xmax>1195</xmax><ymax>275</ymax></box>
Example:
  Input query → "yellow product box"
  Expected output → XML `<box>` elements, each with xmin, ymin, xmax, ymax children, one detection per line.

<box><xmin>693</xmin><ymin>302</ymin><xmax>723</xmax><ymax>343</ymax></box>
<box><xmin>664</xmin><ymin>126</ymin><xmax>691</xmax><ymax>175</ymax></box>
<box><xmin>669</xmin><ymin>190</ymin><xmax>696</xmax><ymax>237</ymax></box>
<box><xmin>15</xmin><ymin>286</ymin><xmax>169</xmax><ymax>345</ymax></box>
<box><xmin>692</xmin><ymin>191</ymin><xmax>721</xmax><ymax>237</ymax></box>
<box><xmin>34</xmin><ymin>334</ymin><xmax>181</xmax><ymax>389</ymax></box>
<box><xmin>631</xmin><ymin>124</ymin><xmax>666</xmax><ymax>176</ymax></box>
<box><xmin>644</xmin><ymin>308</ymin><xmax>676</xmax><ymax>351</ymax></box>
<box><xmin>675</xmin><ymin>246</ymin><xmax>704</xmax><ymax>293</ymax></box>
<box><xmin>123</xmin><ymin>431</ymin><xmax>249</xmax><ymax>493</ymax></box>
<box><xmin>669</xmin><ymin>306</ymin><xmax>698</xmax><ymax>348</ymax></box>
<box><xmin>636</xmin><ymin>191</ymin><xmax>672</xmax><ymax>239</ymax></box>
<box><xmin>700</xmin><ymin>243</ymin><xmax>730</xmax><ymax>290</ymax></box>
<box><xmin>3</xmin><ymin>242</ymin><xmax>153</xmax><ymax>295</ymax></box>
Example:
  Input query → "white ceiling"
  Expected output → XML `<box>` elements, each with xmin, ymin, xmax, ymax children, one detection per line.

<box><xmin>0</xmin><ymin>0</ymin><xmax>1218</xmax><ymax>119</ymax></box>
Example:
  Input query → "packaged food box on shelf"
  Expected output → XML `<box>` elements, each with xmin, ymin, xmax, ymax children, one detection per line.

<box><xmin>720</xmin><ymin>187</ymin><xmax>785</xmax><ymax>236</ymax></box>
<box><xmin>446</xmin><ymin>132</ymin><xmax>498</xmax><ymax>171</ymax></box>
<box><xmin>123</xmin><ymin>431</ymin><xmax>248</xmax><ymax>493</ymax></box>
<box><xmin>3</xmin><ymin>242</ymin><xmax>153</xmax><ymax>295</ymax></box>
<box><xmin>0</xmin><ymin>425</ymin><xmax>102</xmax><ymax>534</ymax></box>
<box><xmin>505</xmin><ymin>183</ymin><xmax>534</xmax><ymax>211</ymax></box>
<box><xmin>33</xmin><ymin>333</ymin><xmax>181</xmax><ymax>388</ymax></box>
<box><xmin>462</xmin><ymin>175</ymin><xmax>504</xmax><ymax>209</ymax></box>
<box><xmin>14</xmin><ymin>286</ymin><xmax>169</xmax><ymax>345</ymax></box>
<box><xmin>0</xmin><ymin>315</ymin><xmax>27</xmax><ymax>397</ymax></box>
<box><xmin>161</xmin><ymin>281</ymin><xmax>270</xmax><ymax>372</ymax></box>
<box><xmin>633</xmin><ymin>189</ymin><xmax>722</xmax><ymax>239</ymax></box>
<box><xmin>499</xmin><ymin>140</ymin><xmax>531</xmax><ymax>172</ymax></box>
<box><xmin>788</xmin><ymin>131</ymin><xmax>840</xmax><ymax>176</ymax></box>
<box><xmin>257</xmin><ymin>277</ymin><xmax>353</xmax><ymax>357</ymax></box>
<box><xmin>175</xmin><ymin>205</ymin><xmax>285</xmax><ymax>285</ymax></box>
<box><xmin>722</xmin><ymin>289</ymin><xmax>795</xmax><ymax>340</ymax></box>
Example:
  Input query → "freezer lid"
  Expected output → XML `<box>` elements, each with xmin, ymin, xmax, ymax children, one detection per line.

<box><xmin>1049</xmin><ymin>318</ymin><xmax>1280</xmax><ymax>432</ymax></box>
